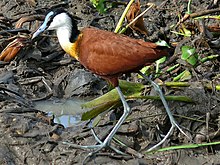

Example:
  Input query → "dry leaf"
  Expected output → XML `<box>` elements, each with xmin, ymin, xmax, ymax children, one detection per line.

<box><xmin>126</xmin><ymin>0</ymin><xmax>148</xmax><ymax>35</ymax></box>
<box><xmin>0</xmin><ymin>15</ymin><xmax>45</xmax><ymax>62</ymax></box>
<box><xmin>0</xmin><ymin>37</ymin><xmax>27</xmax><ymax>62</ymax></box>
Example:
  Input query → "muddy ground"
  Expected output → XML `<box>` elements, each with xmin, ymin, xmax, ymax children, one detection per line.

<box><xmin>0</xmin><ymin>0</ymin><xmax>220</xmax><ymax>164</ymax></box>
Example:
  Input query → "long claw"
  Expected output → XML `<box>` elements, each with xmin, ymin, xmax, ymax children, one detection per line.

<box><xmin>147</xmin><ymin>125</ymin><xmax>175</xmax><ymax>151</ymax></box>
<box><xmin>138</xmin><ymin>71</ymin><xmax>190</xmax><ymax>150</ymax></box>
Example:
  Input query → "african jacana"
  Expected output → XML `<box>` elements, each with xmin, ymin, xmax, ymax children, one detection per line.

<box><xmin>32</xmin><ymin>8</ymin><xmax>186</xmax><ymax>153</ymax></box>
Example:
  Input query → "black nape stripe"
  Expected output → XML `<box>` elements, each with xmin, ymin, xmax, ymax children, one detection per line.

<box><xmin>66</xmin><ymin>12</ymin><xmax>80</xmax><ymax>43</ymax></box>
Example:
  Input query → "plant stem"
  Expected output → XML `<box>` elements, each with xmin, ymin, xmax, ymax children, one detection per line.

<box><xmin>119</xmin><ymin>3</ymin><xmax>154</xmax><ymax>34</ymax></box>
<box><xmin>187</xmin><ymin>0</ymin><xmax>192</xmax><ymax>14</ymax></box>
<box><xmin>114</xmin><ymin>0</ymin><xmax>135</xmax><ymax>33</ymax></box>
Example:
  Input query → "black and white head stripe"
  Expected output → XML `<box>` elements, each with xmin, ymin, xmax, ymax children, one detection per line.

<box><xmin>32</xmin><ymin>8</ymin><xmax>68</xmax><ymax>39</ymax></box>
<box><xmin>41</xmin><ymin>11</ymin><xmax>54</xmax><ymax>29</ymax></box>
<box><xmin>32</xmin><ymin>8</ymin><xmax>80</xmax><ymax>40</ymax></box>
<box><xmin>45</xmin><ymin>11</ymin><xmax>53</xmax><ymax>24</ymax></box>
<box><xmin>41</xmin><ymin>8</ymin><xmax>68</xmax><ymax>30</ymax></box>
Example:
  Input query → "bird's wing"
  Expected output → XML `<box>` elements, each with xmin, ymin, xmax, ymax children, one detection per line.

<box><xmin>78</xmin><ymin>27</ymin><xmax>167</xmax><ymax>76</ymax></box>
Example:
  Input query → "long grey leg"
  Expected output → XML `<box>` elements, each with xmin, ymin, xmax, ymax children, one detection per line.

<box><xmin>138</xmin><ymin>71</ymin><xmax>188</xmax><ymax>151</ymax></box>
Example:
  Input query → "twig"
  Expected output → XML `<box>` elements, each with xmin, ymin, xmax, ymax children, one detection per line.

<box><xmin>114</xmin><ymin>0</ymin><xmax>135</xmax><ymax>33</ymax></box>
<box><xmin>187</xmin><ymin>0</ymin><xmax>192</xmax><ymax>14</ymax></box>
<box><xmin>119</xmin><ymin>3</ymin><xmax>155</xmax><ymax>34</ymax></box>
<box><xmin>177</xmin><ymin>7</ymin><xmax>220</xmax><ymax>26</ymax></box>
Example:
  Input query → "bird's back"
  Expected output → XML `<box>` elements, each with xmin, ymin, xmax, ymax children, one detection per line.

<box><xmin>77</xmin><ymin>27</ymin><xmax>167</xmax><ymax>77</ymax></box>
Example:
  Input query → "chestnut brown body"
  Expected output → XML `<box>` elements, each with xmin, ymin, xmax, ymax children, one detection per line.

<box><xmin>76</xmin><ymin>27</ymin><xmax>167</xmax><ymax>86</ymax></box>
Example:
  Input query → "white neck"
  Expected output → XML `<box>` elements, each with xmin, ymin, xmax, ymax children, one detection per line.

<box><xmin>47</xmin><ymin>12</ymin><xmax>73</xmax><ymax>54</ymax></box>
<box><xmin>56</xmin><ymin>25</ymin><xmax>72</xmax><ymax>54</ymax></box>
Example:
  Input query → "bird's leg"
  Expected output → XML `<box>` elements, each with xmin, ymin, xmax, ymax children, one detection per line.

<box><xmin>83</xmin><ymin>86</ymin><xmax>132</xmax><ymax>162</ymax></box>
<box><xmin>138</xmin><ymin>71</ymin><xmax>189</xmax><ymax>151</ymax></box>
<box><xmin>88</xmin><ymin>86</ymin><xmax>131</xmax><ymax>152</ymax></box>
<box><xmin>63</xmin><ymin>86</ymin><xmax>131</xmax><ymax>155</ymax></box>
<box><xmin>102</xmin><ymin>86</ymin><xmax>131</xmax><ymax>144</ymax></box>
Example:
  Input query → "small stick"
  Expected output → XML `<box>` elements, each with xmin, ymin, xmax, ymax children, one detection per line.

<box><xmin>177</xmin><ymin>7</ymin><xmax>220</xmax><ymax>26</ymax></box>
<box><xmin>114</xmin><ymin>0</ymin><xmax>135</xmax><ymax>33</ymax></box>
<box><xmin>119</xmin><ymin>3</ymin><xmax>155</xmax><ymax>34</ymax></box>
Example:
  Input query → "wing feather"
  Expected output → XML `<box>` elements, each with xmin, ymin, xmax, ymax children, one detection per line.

<box><xmin>79</xmin><ymin>27</ymin><xmax>167</xmax><ymax>76</ymax></box>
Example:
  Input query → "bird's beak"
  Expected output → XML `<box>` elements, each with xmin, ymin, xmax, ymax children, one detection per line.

<box><xmin>32</xmin><ymin>22</ymin><xmax>47</xmax><ymax>40</ymax></box>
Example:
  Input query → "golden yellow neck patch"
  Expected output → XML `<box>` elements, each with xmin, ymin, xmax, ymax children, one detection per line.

<box><xmin>61</xmin><ymin>33</ymin><xmax>83</xmax><ymax>60</ymax></box>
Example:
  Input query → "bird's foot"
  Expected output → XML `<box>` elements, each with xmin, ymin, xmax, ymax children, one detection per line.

<box><xmin>62</xmin><ymin>136</ymin><xmax>125</xmax><ymax>154</ymax></box>
<box><xmin>62</xmin><ymin>135</ymin><xmax>127</xmax><ymax>164</ymax></box>
<box><xmin>87</xmin><ymin>128</ymin><xmax>126</xmax><ymax>155</ymax></box>
<box><xmin>147</xmin><ymin>124</ymin><xmax>175</xmax><ymax>152</ymax></box>
<box><xmin>170</xmin><ymin>117</ymin><xmax>189</xmax><ymax>139</ymax></box>
<box><xmin>147</xmin><ymin>120</ymin><xmax>189</xmax><ymax>152</ymax></box>
<box><xmin>82</xmin><ymin>142</ymin><xmax>127</xmax><ymax>164</ymax></box>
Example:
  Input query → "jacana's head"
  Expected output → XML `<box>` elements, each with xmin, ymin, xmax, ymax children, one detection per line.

<box><xmin>32</xmin><ymin>8</ymin><xmax>78</xmax><ymax>40</ymax></box>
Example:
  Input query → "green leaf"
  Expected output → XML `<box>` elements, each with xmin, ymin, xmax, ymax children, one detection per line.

<box><xmin>170</xmin><ymin>30</ymin><xmax>185</xmax><ymax>36</ymax></box>
<box><xmin>156</xmin><ymin>56</ymin><xmax>166</xmax><ymax>73</ymax></box>
<box><xmin>216</xmin><ymin>85</ymin><xmax>220</xmax><ymax>91</ymax></box>
<box><xmin>166</xmin><ymin>64</ymin><xmax>180</xmax><ymax>72</ymax></box>
<box><xmin>138</xmin><ymin>66</ymin><xmax>151</xmax><ymax>78</ymax></box>
<box><xmin>173</xmin><ymin>70</ymin><xmax>191</xmax><ymax>82</ymax></box>
<box><xmin>181</xmin><ymin>46</ymin><xmax>198</xmax><ymax>66</ymax></box>
<box><xmin>171</xmin><ymin>25</ymin><xmax>191</xmax><ymax>37</ymax></box>
<box><xmin>90</xmin><ymin>0</ymin><xmax>106</xmax><ymax>13</ymax></box>
<box><xmin>200</xmin><ymin>54</ymin><xmax>219</xmax><ymax>63</ymax></box>
<box><xmin>180</xmin><ymin>25</ymin><xmax>191</xmax><ymax>37</ymax></box>
<box><xmin>81</xmin><ymin>80</ymin><xmax>144</xmax><ymax>120</ymax></box>
<box><xmin>156</xmin><ymin>56</ymin><xmax>166</xmax><ymax>64</ymax></box>
<box><xmin>155</xmin><ymin>40</ymin><xmax>170</xmax><ymax>48</ymax></box>
<box><xmin>181</xmin><ymin>46</ymin><xmax>195</xmax><ymax>60</ymax></box>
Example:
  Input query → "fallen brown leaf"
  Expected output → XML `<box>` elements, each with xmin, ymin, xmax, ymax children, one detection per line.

<box><xmin>126</xmin><ymin>0</ymin><xmax>148</xmax><ymax>35</ymax></box>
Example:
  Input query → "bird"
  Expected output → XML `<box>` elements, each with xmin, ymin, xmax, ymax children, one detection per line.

<box><xmin>32</xmin><ymin>8</ymin><xmax>186</xmax><ymax>154</ymax></box>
